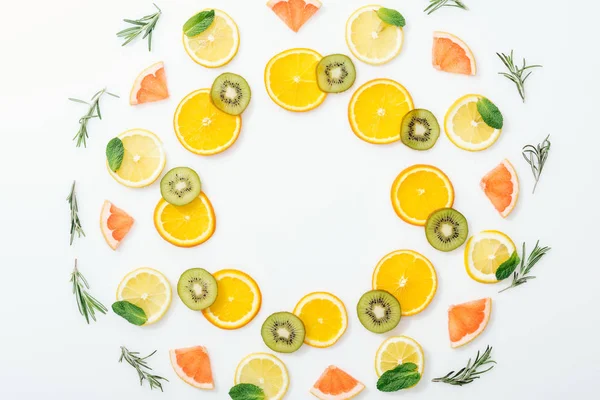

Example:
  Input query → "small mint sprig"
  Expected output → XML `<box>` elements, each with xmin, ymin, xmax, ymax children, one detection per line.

<box><xmin>183</xmin><ymin>10</ymin><xmax>215</xmax><ymax>37</ymax></box>
<box><xmin>476</xmin><ymin>97</ymin><xmax>503</xmax><ymax>130</ymax></box>
<box><xmin>376</xmin><ymin>7</ymin><xmax>406</xmax><ymax>28</ymax></box>
<box><xmin>229</xmin><ymin>383</ymin><xmax>265</xmax><ymax>399</ymax></box>
<box><xmin>377</xmin><ymin>362</ymin><xmax>421</xmax><ymax>392</ymax></box>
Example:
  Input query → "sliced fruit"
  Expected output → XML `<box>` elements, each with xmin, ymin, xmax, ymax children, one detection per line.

<box><xmin>267</xmin><ymin>0</ymin><xmax>321</xmax><ymax>32</ymax></box>
<box><xmin>116</xmin><ymin>267</ymin><xmax>172</xmax><ymax>325</ymax></box>
<box><xmin>372</xmin><ymin>250</ymin><xmax>437</xmax><ymax>316</ymax></box>
<box><xmin>481</xmin><ymin>159</ymin><xmax>519</xmax><ymax>218</ymax></box>
<box><xmin>202</xmin><ymin>269</ymin><xmax>261</xmax><ymax>329</ymax></box>
<box><xmin>174</xmin><ymin>88</ymin><xmax>242</xmax><ymax>155</ymax></box>
<box><xmin>264</xmin><ymin>48</ymin><xmax>326</xmax><ymax>112</ymax></box>
<box><xmin>432</xmin><ymin>31</ymin><xmax>476</xmax><ymax>75</ymax></box>
<box><xmin>348</xmin><ymin>79</ymin><xmax>414</xmax><ymax>144</ymax></box>
<box><xmin>316</xmin><ymin>54</ymin><xmax>356</xmax><ymax>93</ymax></box>
<box><xmin>448</xmin><ymin>298</ymin><xmax>492</xmax><ymax>348</ymax></box>
<box><xmin>465</xmin><ymin>230</ymin><xmax>516</xmax><ymax>283</ymax></box>
<box><xmin>130</xmin><ymin>61</ymin><xmax>169</xmax><ymax>105</ymax></box>
<box><xmin>107</xmin><ymin>129</ymin><xmax>166</xmax><ymax>188</ymax></box>
<box><xmin>375</xmin><ymin>336</ymin><xmax>424</xmax><ymax>377</ymax></box>
<box><xmin>444</xmin><ymin>94</ymin><xmax>502</xmax><ymax>151</ymax></box>
<box><xmin>310</xmin><ymin>365</ymin><xmax>365</xmax><ymax>400</ymax></box>
<box><xmin>261</xmin><ymin>312</ymin><xmax>306</xmax><ymax>353</ymax></box>
<box><xmin>235</xmin><ymin>353</ymin><xmax>289</xmax><ymax>400</ymax></box>
<box><xmin>210</xmin><ymin>72</ymin><xmax>251</xmax><ymax>116</ymax></box>
<box><xmin>169</xmin><ymin>346</ymin><xmax>214</xmax><ymax>390</ymax></box>
<box><xmin>346</xmin><ymin>5</ymin><xmax>404</xmax><ymax>65</ymax></box>
<box><xmin>182</xmin><ymin>9</ymin><xmax>239</xmax><ymax>68</ymax></box>
<box><xmin>390</xmin><ymin>164</ymin><xmax>454</xmax><ymax>226</ymax></box>
<box><xmin>425</xmin><ymin>208</ymin><xmax>469</xmax><ymax>252</ymax></box>
<box><xmin>160</xmin><ymin>167</ymin><xmax>202</xmax><ymax>206</ymax></box>
<box><xmin>357</xmin><ymin>290</ymin><xmax>401</xmax><ymax>334</ymax></box>
<box><xmin>400</xmin><ymin>109</ymin><xmax>440</xmax><ymax>150</ymax></box>
<box><xmin>153</xmin><ymin>193</ymin><xmax>216</xmax><ymax>248</ymax></box>
<box><xmin>100</xmin><ymin>200</ymin><xmax>134</xmax><ymax>250</ymax></box>
<box><xmin>293</xmin><ymin>292</ymin><xmax>348</xmax><ymax>348</ymax></box>
<box><xmin>177</xmin><ymin>268</ymin><xmax>218</xmax><ymax>310</ymax></box>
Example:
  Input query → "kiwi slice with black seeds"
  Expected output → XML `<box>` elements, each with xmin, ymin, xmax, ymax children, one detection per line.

<box><xmin>261</xmin><ymin>312</ymin><xmax>306</xmax><ymax>353</ymax></box>
<box><xmin>210</xmin><ymin>72</ymin><xmax>251</xmax><ymax>115</ymax></box>
<box><xmin>425</xmin><ymin>208</ymin><xmax>469</xmax><ymax>252</ymax></box>
<box><xmin>400</xmin><ymin>109</ymin><xmax>440</xmax><ymax>150</ymax></box>
<box><xmin>316</xmin><ymin>54</ymin><xmax>356</xmax><ymax>93</ymax></box>
<box><xmin>177</xmin><ymin>268</ymin><xmax>217</xmax><ymax>311</ymax></box>
<box><xmin>357</xmin><ymin>290</ymin><xmax>401</xmax><ymax>333</ymax></box>
<box><xmin>160</xmin><ymin>167</ymin><xmax>201</xmax><ymax>206</ymax></box>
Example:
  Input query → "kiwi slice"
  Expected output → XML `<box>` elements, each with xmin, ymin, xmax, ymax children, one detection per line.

<box><xmin>357</xmin><ymin>290</ymin><xmax>401</xmax><ymax>334</ymax></box>
<box><xmin>425</xmin><ymin>208</ymin><xmax>469</xmax><ymax>252</ymax></box>
<box><xmin>261</xmin><ymin>312</ymin><xmax>306</xmax><ymax>353</ymax></box>
<box><xmin>177</xmin><ymin>268</ymin><xmax>217</xmax><ymax>311</ymax></box>
<box><xmin>160</xmin><ymin>167</ymin><xmax>201</xmax><ymax>206</ymax></box>
<box><xmin>400</xmin><ymin>109</ymin><xmax>440</xmax><ymax>150</ymax></box>
<box><xmin>316</xmin><ymin>54</ymin><xmax>356</xmax><ymax>93</ymax></box>
<box><xmin>210</xmin><ymin>72</ymin><xmax>251</xmax><ymax>115</ymax></box>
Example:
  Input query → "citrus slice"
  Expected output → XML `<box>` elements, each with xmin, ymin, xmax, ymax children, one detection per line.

<box><xmin>432</xmin><ymin>31</ymin><xmax>476</xmax><ymax>75</ymax></box>
<box><xmin>107</xmin><ymin>129</ymin><xmax>166</xmax><ymax>188</ymax></box>
<box><xmin>293</xmin><ymin>292</ymin><xmax>348</xmax><ymax>348</ymax></box>
<box><xmin>465</xmin><ymin>230</ymin><xmax>516</xmax><ymax>283</ymax></box>
<box><xmin>264</xmin><ymin>48</ymin><xmax>326</xmax><ymax>112</ymax></box>
<box><xmin>310</xmin><ymin>365</ymin><xmax>365</xmax><ymax>400</ymax></box>
<box><xmin>481</xmin><ymin>159</ymin><xmax>519</xmax><ymax>218</ymax></box>
<box><xmin>169</xmin><ymin>346</ymin><xmax>214</xmax><ymax>390</ymax></box>
<box><xmin>202</xmin><ymin>269</ymin><xmax>261</xmax><ymax>329</ymax></box>
<box><xmin>100</xmin><ymin>200</ymin><xmax>134</xmax><ymax>250</ymax></box>
<box><xmin>129</xmin><ymin>61</ymin><xmax>169</xmax><ymax>105</ymax></box>
<box><xmin>444</xmin><ymin>94</ymin><xmax>502</xmax><ymax>151</ymax></box>
<box><xmin>372</xmin><ymin>250</ymin><xmax>437</xmax><ymax>316</ymax></box>
<box><xmin>346</xmin><ymin>5</ymin><xmax>403</xmax><ymax>65</ymax></box>
<box><xmin>182</xmin><ymin>9</ymin><xmax>239</xmax><ymax>68</ymax></box>
<box><xmin>348</xmin><ymin>79</ymin><xmax>414</xmax><ymax>144</ymax></box>
<box><xmin>267</xmin><ymin>0</ymin><xmax>321</xmax><ymax>32</ymax></box>
<box><xmin>235</xmin><ymin>353</ymin><xmax>289</xmax><ymax>400</ymax></box>
<box><xmin>174</xmin><ymin>88</ymin><xmax>242</xmax><ymax>155</ymax></box>
<box><xmin>153</xmin><ymin>193</ymin><xmax>216</xmax><ymax>248</ymax></box>
<box><xmin>448</xmin><ymin>298</ymin><xmax>492</xmax><ymax>348</ymax></box>
<box><xmin>390</xmin><ymin>164</ymin><xmax>454</xmax><ymax>226</ymax></box>
<box><xmin>116</xmin><ymin>267</ymin><xmax>172</xmax><ymax>325</ymax></box>
<box><xmin>375</xmin><ymin>336</ymin><xmax>424</xmax><ymax>378</ymax></box>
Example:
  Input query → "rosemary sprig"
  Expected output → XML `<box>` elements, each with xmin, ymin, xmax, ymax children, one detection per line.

<box><xmin>497</xmin><ymin>50</ymin><xmax>542</xmax><ymax>102</ymax></box>
<box><xmin>117</xmin><ymin>3</ymin><xmax>162</xmax><ymax>51</ymax></box>
<box><xmin>432</xmin><ymin>346</ymin><xmax>495</xmax><ymax>386</ymax></box>
<box><xmin>424</xmin><ymin>0</ymin><xmax>468</xmax><ymax>15</ymax></box>
<box><xmin>522</xmin><ymin>135</ymin><xmax>551</xmax><ymax>193</ymax></box>
<box><xmin>119</xmin><ymin>346</ymin><xmax>168</xmax><ymax>391</ymax></box>
<box><xmin>69</xmin><ymin>88</ymin><xmax>119</xmax><ymax>148</ymax></box>
<box><xmin>70</xmin><ymin>259</ymin><xmax>107</xmax><ymax>324</ymax></box>
<box><xmin>67</xmin><ymin>181</ymin><xmax>85</xmax><ymax>245</ymax></box>
<box><xmin>500</xmin><ymin>241</ymin><xmax>551</xmax><ymax>293</ymax></box>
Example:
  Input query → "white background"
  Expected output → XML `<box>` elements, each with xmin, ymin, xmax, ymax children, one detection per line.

<box><xmin>1</xmin><ymin>0</ymin><xmax>599</xmax><ymax>398</ymax></box>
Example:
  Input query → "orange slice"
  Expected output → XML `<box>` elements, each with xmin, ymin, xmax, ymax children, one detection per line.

<box><xmin>129</xmin><ymin>62</ymin><xmax>169</xmax><ymax>105</ymax></box>
<box><xmin>169</xmin><ymin>346</ymin><xmax>214</xmax><ymax>390</ymax></box>
<box><xmin>100</xmin><ymin>200</ymin><xmax>134</xmax><ymax>250</ymax></box>
<box><xmin>448</xmin><ymin>298</ymin><xmax>492</xmax><ymax>348</ymax></box>
<box><xmin>267</xmin><ymin>0</ymin><xmax>321</xmax><ymax>32</ymax></box>
<box><xmin>310</xmin><ymin>365</ymin><xmax>365</xmax><ymax>400</ymax></box>
<box><xmin>293</xmin><ymin>292</ymin><xmax>348</xmax><ymax>348</ymax></box>
<box><xmin>480</xmin><ymin>159</ymin><xmax>519</xmax><ymax>218</ymax></box>
<box><xmin>432</xmin><ymin>31</ymin><xmax>476</xmax><ymax>75</ymax></box>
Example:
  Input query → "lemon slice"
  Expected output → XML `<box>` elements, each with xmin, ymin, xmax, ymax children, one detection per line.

<box><xmin>465</xmin><ymin>230</ymin><xmax>516</xmax><ymax>283</ymax></box>
<box><xmin>116</xmin><ymin>267</ymin><xmax>172</xmax><ymax>324</ymax></box>
<box><xmin>445</xmin><ymin>94</ymin><xmax>502</xmax><ymax>151</ymax></box>
<box><xmin>235</xmin><ymin>353</ymin><xmax>289</xmax><ymax>400</ymax></box>
<box><xmin>183</xmin><ymin>9</ymin><xmax>239</xmax><ymax>68</ymax></box>
<box><xmin>375</xmin><ymin>336</ymin><xmax>424</xmax><ymax>378</ymax></box>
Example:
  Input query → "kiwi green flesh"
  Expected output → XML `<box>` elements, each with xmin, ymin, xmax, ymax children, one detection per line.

<box><xmin>316</xmin><ymin>54</ymin><xmax>356</xmax><ymax>93</ymax></box>
<box><xmin>160</xmin><ymin>167</ymin><xmax>201</xmax><ymax>206</ymax></box>
<box><xmin>401</xmin><ymin>109</ymin><xmax>440</xmax><ymax>150</ymax></box>
<box><xmin>357</xmin><ymin>290</ymin><xmax>401</xmax><ymax>334</ymax></box>
<box><xmin>261</xmin><ymin>312</ymin><xmax>305</xmax><ymax>353</ymax></box>
<box><xmin>177</xmin><ymin>268</ymin><xmax>217</xmax><ymax>311</ymax></box>
<box><xmin>210</xmin><ymin>72</ymin><xmax>251</xmax><ymax>116</ymax></box>
<box><xmin>425</xmin><ymin>208</ymin><xmax>469</xmax><ymax>252</ymax></box>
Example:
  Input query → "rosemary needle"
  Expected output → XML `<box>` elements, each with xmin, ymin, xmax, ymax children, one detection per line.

<box><xmin>522</xmin><ymin>135</ymin><xmax>551</xmax><ymax>193</ymax></box>
<box><xmin>424</xmin><ymin>0</ymin><xmax>468</xmax><ymax>15</ymax></box>
<box><xmin>119</xmin><ymin>347</ymin><xmax>168</xmax><ymax>391</ymax></box>
<box><xmin>432</xmin><ymin>346</ymin><xmax>495</xmax><ymax>386</ymax></box>
<box><xmin>117</xmin><ymin>3</ymin><xmax>162</xmax><ymax>51</ymax></box>
<box><xmin>67</xmin><ymin>180</ymin><xmax>85</xmax><ymax>245</ymax></box>
<box><xmin>70</xmin><ymin>259</ymin><xmax>107</xmax><ymax>324</ymax></box>
<box><xmin>500</xmin><ymin>241</ymin><xmax>551</xmax><ymax>293</ymax></box>
<box><xmin>69</xmin><ymin>88</ymin><xmax>119</xmax><ymax>148</ymax></box>
<box><xmin>497</xmin><ymin>50</ymin><xmax>542</xmax><ymax>102</ymax></box>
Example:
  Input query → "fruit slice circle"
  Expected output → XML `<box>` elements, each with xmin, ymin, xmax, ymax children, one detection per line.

<box><xmin>116</xmin><ymin>267</ymin><xmax>172</xmax><ymax>325</ymax></box>
<box><xmin>375</xmin><ymin>335</ymin><xmax>424</xmax><ymax>378</ymax></box>
<box><xmin>448</xmin><ymin>298</ymin><xmax>492</xmax><ymax>348</ymax></box>
<box><xmin>444</xmin><ymin>94</ymin><xmax>501</xmax><ymax>151</ymax></box>
<box><xmin>293</xmin><ymin>292</ymin><xmax>348</xmax><ymax>348</ymax></box>
<box><xmin>465</xmin><ymin>230</ymin><xmax>516</xmax><ymax>283</ymax></box>
<box><xmin>169</xmin><ymin>346</ymin><xmax>214</xmax><ymax>390</ymax></box>
<box><xmin>235</xmin><ymin>352</ymin><xmax>289</xmax><ymax>400</ymax></box>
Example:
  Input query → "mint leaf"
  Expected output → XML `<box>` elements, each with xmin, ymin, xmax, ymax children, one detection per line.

<box><xmin>377</xmin><ymin>7</ymin><xmax>406</xmax><ymax>28</ymax></box>
<box><xmin>477</xmin><ymin>98</ymin><xmax>503</xmax><ymax>129</ymax></box>
<box><xmin>229</xmin><ymin>383</ymin><xmax>265</xmax><ymax>400</ymax></box>
<box><xmin>183</xmin><ymin>10</ymin><xmax>215</xmax><ymax>37</ymax></box>
<box><xmin>377</xmin><ymin>362</ymin><xmax>421</xmax><ymax>392</ymax></box>
<box><xmin>112</xmin><ymin>301</ymin><xmax>147</xmax><ymax>326</ymax></box>
<box><xmin>495</xmin><ymin>250</ymin><xmax>520</xmax><ymax>281</ymax></box>
<box><xmin>106</xmin><ymin>137</ymin><xmax>124</xmax><ymax>172</ymax></box>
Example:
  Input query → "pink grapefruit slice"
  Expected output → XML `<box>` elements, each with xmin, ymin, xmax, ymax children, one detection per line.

<box><xmin>448</xmin><ymin>298</ymin><xmax>492</xmax><ymax>348</ymax></box>
<box><xmin>129</xmin><ymin>61</ymin><xmax>169</xmax><ymax>105</ymax></box>
<box><xmin>267</xmin><ymin>0</ymin><xmax>321</xmax><ymax>32</ymax></box>
<box><xmin>310</xmin><ymin>365</ymin><xmax>365</xmax><ymax>399</ymax></box>
<box><xmin>169</xmin><ymin>346</ymin><xmax>214</xmax><ymax>390</ymax></box>
<box><xmin>432</xmin><ymin>32</ymin><xmax>476</xmax><ymax>76</ymax></box>
<box><xmin>480</xmin><ymin>159</ymin><xmax>519</xmax><ymax>218</ymax></box>
<box><xmin>100</xmin><ymin>200</ymin><xmax>134</xmax><ymax>250</ymax></box>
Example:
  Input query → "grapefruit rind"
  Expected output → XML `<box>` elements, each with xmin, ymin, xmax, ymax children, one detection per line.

<box><xmin>432</xmin><ymin>31</ymin><xmax>476</xmax><ymax>75</ymax></box>
<box><xmin>480</xmin><ymin>159</ymin><xmax>519</xmax><ymax>218</ymax></box>
<box><xmin>449</xmin><ymin>298</ymin><xmax>492</xmax><ymax>348</ymax></box>
<box><xmin>169</xmin><ymin>347</ymin><xmax>214</xmax><ymax>390</ymax></box>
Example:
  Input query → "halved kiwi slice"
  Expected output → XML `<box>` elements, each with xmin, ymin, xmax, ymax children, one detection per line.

<box><xmin>316</xmin><ymin>54</ymin><xmax>356</xmax><ymax>93</ymax></box>
<box><xmin>425</xmin><ymin>208</ymin><xmax>469</xmax><ymax>252</ymax></box>
<box><xmin>160</xmin><ymin>167</ymin><xmax>201</xmax><ymax>206</ymax></box>
<box><xmin>261</xmin><ymin>312</ymin><xmax>305</xmax><ymax>353</ymax></box>
<box><xmin>400</xmin><ymin>109</ymin><xmax>440</xmax><ymax>150</ymax></box>
<box><xmin>357</xmin><ymin>290</ymin><xmax>401</xmax><ymax>333</ymax></box>
<box><xmin>177</xmin><ymin>268</ymin><xmax>217</xmax><ymax>311</ymax></box>
<box><xmin>210</xmin><ymin>72</ymin><xmax>251</xmax><ymax>115</ymax></box>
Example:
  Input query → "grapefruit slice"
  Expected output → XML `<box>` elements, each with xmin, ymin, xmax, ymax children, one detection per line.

<box><xmin>480</xmin><ymin>159</ymin><xmax>519</xmax><ymax>218</ymax></box>
<box><xmin>169</xmin><ymin>346</ymin><xmax>214</xmax><ymax>390</ymax></box>
<box><xmin>310</xmin><ymin>365</ymin><xmax>365</xmax><ymax>399</ymax></box>
<box><xmin>130</xmin><ymin>61</ymin><xmax>169</xmax><ymax>105</ymax></box>
<box><xmin>448</xmin><ymin>298</ymin><xmax>491</xmax><ymax>348</ymax></box>
<box><xmin>267</xmin><ymin>0</ymin><xmax>321</xmax><ymax>32</ymax></box>
<box><xmin>100</xmin><ymin>200</ymin><xmax>134</xmax><ymax>250</ymax></box>
<box><xmin>432</xmin><ymin>32</ymin><xmax>476</xmax><ymax>76</ymax></box>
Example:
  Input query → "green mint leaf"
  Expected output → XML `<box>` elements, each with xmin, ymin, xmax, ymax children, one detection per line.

<box><xmin>377</xmin><ymin>362</ymin><xmax>421</xmax><ymax>392</ymax></box>
<box><xmin>183</xmin><ymin>10</ymin><xmax>215</xmax><ymax>37</ymax></box>
<box><xmin>229</xmin><ymin>383</ymin><xmax>265</xmax><ymax>400</ymax></box>
<box><xmin>495</xmin><ymin>250</ymin><xmax>521</xmax><ymax>281</ymax></box>
<box><xmin>106</xmin><ymin>137</ymin><xmax>124</xmax><ymax>172</ymax></box>
<box><xmin>377</xmin><ymin>7</ymin><xmax>406</xmax><ymax>28</ymax></box>
<box><xmin>477</xmin><ymin>98</ymin><xmax>503</xmax><ymax>129</ymax></box>
<box><xmin>112</xmin><ymin>301</ymin><xmax>147</xmax><ymax>326</ymax></box>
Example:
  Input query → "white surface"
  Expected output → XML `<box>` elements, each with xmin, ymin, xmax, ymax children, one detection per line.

<box><xmin>1</xmin><ymin>0</ymin><xmax>599</xmax><ymax>398</ymax></box>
